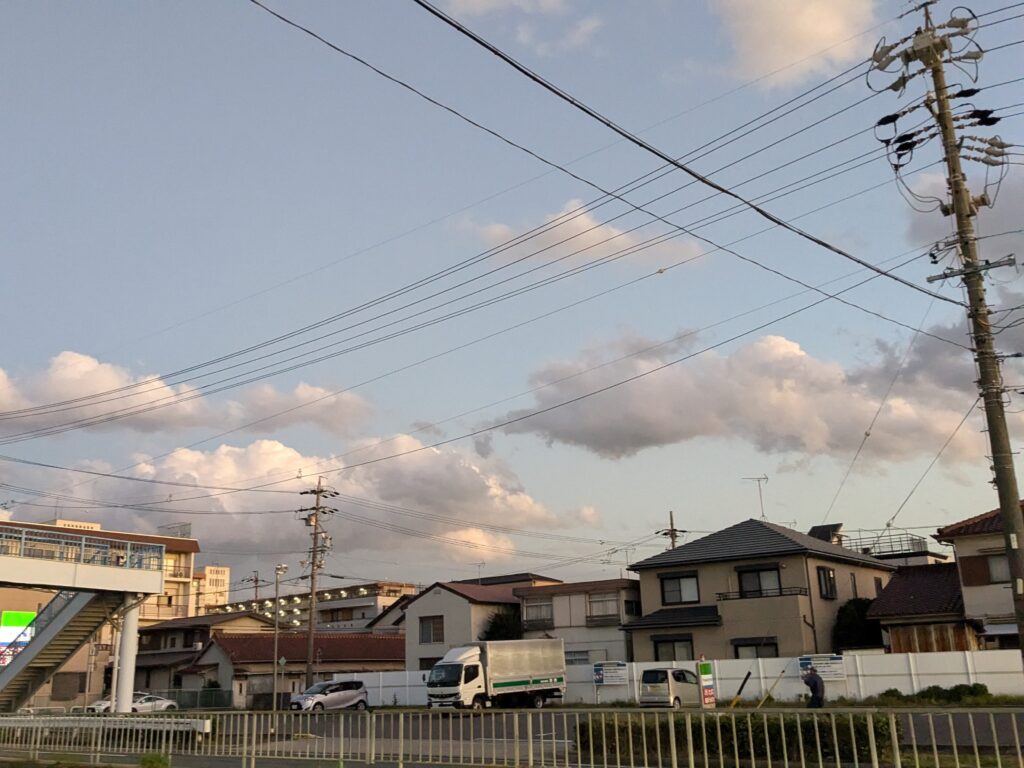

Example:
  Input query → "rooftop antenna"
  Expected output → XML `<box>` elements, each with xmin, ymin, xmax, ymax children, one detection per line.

<box><xmin>472</xmin><ymin>562</ymin><xmax>486</xmax><ymax>584</ymax></box>
<box><xmin>743</xmin><ymin>475</ymin><xmax>769</xmax><ymax>520</ymax></box>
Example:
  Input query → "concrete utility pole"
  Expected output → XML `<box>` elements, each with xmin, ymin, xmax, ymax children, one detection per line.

<box><xmin>272</xmin><ymin>562</ymin><xmax>287</xmax><ymax>711</ymax></box>
<box><xmin>883</xmin><ymin>5</ymin><xmax>1024</xmax><ymax>655</ymax></box>
<box><xmin>299</xmin><ymin>477</ymin><xmax>337</xmax><ymax>689</ymax></box>
<box><xmin>658</xmin><ymin>510</ymin><xmax>683</xmax><ymax>550</ymax></box>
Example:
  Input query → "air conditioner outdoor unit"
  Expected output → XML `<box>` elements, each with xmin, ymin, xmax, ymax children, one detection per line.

<box><xmin>193</xmin><ymin>642</ymin><xmax>204</xmax><ymax>651</ymax></box>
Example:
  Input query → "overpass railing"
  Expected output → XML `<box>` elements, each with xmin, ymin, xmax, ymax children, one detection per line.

<box><xmin>0</xmin><ymin>526</ymin><xmax>164</xmax><ymax>571</ymax></box>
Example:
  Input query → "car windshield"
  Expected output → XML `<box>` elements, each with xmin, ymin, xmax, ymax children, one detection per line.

<box><xmin>427</xmin><ymin>664</ymin><xmax>462</xmax><ymax>686</ymax></box>
<box><xmin>303</xmin><ymin>682</ymin><xmax>332</xmax><ymax>695</ymax></box>
<box><xmin>642</xmin><ymin>670</ymin><xmax>668</xmax><ymax>684</ymax></box>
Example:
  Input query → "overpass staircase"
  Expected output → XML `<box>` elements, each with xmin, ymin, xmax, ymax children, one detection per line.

<box><xmin>0</xmin><ymin>524</ymin><xmax>165</xmax><ymax>712</ymax></box>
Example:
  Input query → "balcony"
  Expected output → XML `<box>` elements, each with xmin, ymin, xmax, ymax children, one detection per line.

<box><xmin>716</xmin><ymin>587</ymin><xmax>809</xmax><ymax>601</ymax></box>
<box><xmin>585</xmin><ymin>613</ymin><xmax>620</xmax><ymax>627</ymax></box>
<box><xmin>140</xmin><ymin>603</ymin><xmax>189</xmax><ymax>619</ymax></box>
<box><xmin>522</xmin><ymin>618</ymin><xmax>554</xmax><ymax>631</ymax></box>
<box><xmin>164</xmin><ymin>565</ymin><xmax>192</xmax><ymax>580</ymax></box>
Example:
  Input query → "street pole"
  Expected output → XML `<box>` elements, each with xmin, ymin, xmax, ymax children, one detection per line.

<box><xmin>272</xmin><ymin>563</ymin><xmax>287</xmax><ymax>711</ymax></box>
<box><xmin>300</xmin><ymin>477</ymin><xmax>337</xmax><ymax>689</ymax></box>
<box><xmin>895</xmin><ymin>8</ymin><xmax>1024</xmax><ymax>654</ymax></box>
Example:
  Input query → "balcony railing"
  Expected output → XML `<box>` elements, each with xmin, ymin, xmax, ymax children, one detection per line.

<box><xmin>140</xmin><ymin>603</ymin><xmax>189</xmax><ymax>619</ymax></box>
<box><xmin>522</xmin><ymin>618</ymin><xmax>554</xmax><ymax>631</ymax></box>
<box><xmin>585</xmin><ymin>614</ymin><xmax>620</xmax><ymax>627</ymax></box>
<box><xmin>716</xmin><ymin>587</ymin><xmax>809</xmax><ymax>601</ymax></box>
<box><xmin>163</xmin><ymin>566</ymin><xmax>192</xmax><ymax>580</ymax></box>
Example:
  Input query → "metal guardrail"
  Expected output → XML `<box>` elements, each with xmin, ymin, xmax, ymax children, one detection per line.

<box><xmin>0</xmin><ymin>525</ymin><xmax>164</xmax><ymax>571</ymax></box>
<box><xmin>0</xmin><ymin>706</ymin><xmax>1019</xmax><ymax>767</ymax></box>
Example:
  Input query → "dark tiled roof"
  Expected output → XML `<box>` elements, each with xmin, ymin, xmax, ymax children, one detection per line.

<box><xmin>140</xmin><ymin>613</ymin><xmax>272</xmax><ymax>633</ymax></box>
<box><xmin>0</xmin><ymin>519</ymin><xmax>200</xmax><ymax>553</ymax></box>
<box><xmin>134</xmin><ymin>651</ymin><xmax>199</xmax><ymax>669</ymax></box>
<box><xmin>630</xmin><ymin>519</ymin><xmax>892</xmax><ymax>571</ymax></box>
<box><xmin>210</xmin><ymin>633</ymin><xmax>404</xmax><ymax>663</ymax></box>
<box><xmin>452</xmin><ymin>573</ymin><xmax>562</xmax><ymax>586</ymax></box>
<box><xmin>513</xmin><ymin>578</ymin><xmax>638</xmax><ymax>598</ymax></box>
<box><xmin>866</xmin><ymin>564</ymin><xmax>964</xmax><ymax>619</ymax></box>
<box><xmin>807</xmin><ymin>523</ymin><xmax>842</xmax><ymax>542</ymax></box>
<box><xmin>399</xmin><ymin>582</ymin><xmax>519</xmax><ymax>613</ymax></box>
<box><xmin>622</xmin><ymin>605</ymin><xmax>721</xmax><ymax>630</ymax></box>
<box><xmin>935</xmin><ymin>507</ymin><xmax>1012</xmax><ymax>541</ymax></box>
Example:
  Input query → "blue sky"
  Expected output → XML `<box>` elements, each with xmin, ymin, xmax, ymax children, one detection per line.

<box><xmin>2</xmin><ymin>0</ymin><xmax>1023</xmax><ymax>595</ymax></box>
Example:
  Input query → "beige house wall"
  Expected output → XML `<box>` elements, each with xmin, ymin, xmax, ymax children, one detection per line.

<box><xmin>952</xmin><ymin>534</ymin><xmax>1013</xmax><ymax>620</ymax></box>
<box><xmin>632</xmin><ymin>553</ymin><xmax>891</xmax><ymax>661</ymax></box>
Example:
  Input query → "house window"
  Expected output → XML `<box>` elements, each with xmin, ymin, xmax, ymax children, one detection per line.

<box><xmin>988</xmin><ymin>555</ymin><xmax>1011</xmax><ymax>584</ymax></box>
<box><xmin>565</xmin><ymin>650</ymin><xmax>591</xmax><ymax>666</ymax></box>
<box><xmin>874</xmin><ymin>577</ymin><xmax>884</xmax><ymax>597</ymax></box>
<box><xmin>738</xmin><ymin>568</ymin><xmax>780</xmax><ymax>598</ymax></box>
<box><xmin>817</xmin><ymin>567</ymin><xmax>837</xmax><ymax>600</ymax></box>
<box><xmin>588</xmin><ymin>592</ymin><xmax>618</xmax><ymax>617</ymax></box>
<box><xmin>850</xmin><ymin>573</ymin><xmax>858</xmax><ymax>598</ymax></box>
<box><xmin>661</xmin><ymin>573</ymin><xmax>699</xmax><ymax>605</ymax></box>
<box><xmin>523</xmin><ymin>598</ymin><xmax>553</xmax><ymax>622</ymax></box>
<box><xmin>734</xmin><ymin>642</ymin><xmax>778</xmax><ymax>659</ymax></box>
<box><xmin>624</xmin><ymin>599</ymin><xmax>641</xmax><ymax>616</ymax></box>
<box><xmin>654</xmin><ymin>639</ymin><xmax>694</xmax><ymax>662</ymax></box>
<box><xmin>419</xmin><ymin>615</ymin><xmax>444</xmax><ymax>644</ymax></box>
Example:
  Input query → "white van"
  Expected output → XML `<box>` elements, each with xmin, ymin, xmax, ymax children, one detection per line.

<box><xmin>638</xmin><ymin>667</ymin><xmax>700</xmax><ymax>708</ymax></box>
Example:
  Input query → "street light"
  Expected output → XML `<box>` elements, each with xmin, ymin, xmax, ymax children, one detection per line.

<box><xmin>272</xmin><ymin>563</ymin><xmax>288</xmax><ymax>711</ymax></box>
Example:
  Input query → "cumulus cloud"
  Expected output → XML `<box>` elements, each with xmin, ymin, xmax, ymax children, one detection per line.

<box><xmin>500</xmin><ymin>331</ymin><xmax>992</xmax><ymax>463</ymax></box>
<box><xmin>0</xmin><ymin>352</ymin><xmax>372</xmax><ymax>438</ymax></box>
<box><xmin>467</xmin><ymin>198</ymin><xmax>703</xmax><ymax>269</ymax></box>
<box><xmin>710</xmin><ymin>0</ymin><xmax>877</xmax><ymax>87</ymax></box>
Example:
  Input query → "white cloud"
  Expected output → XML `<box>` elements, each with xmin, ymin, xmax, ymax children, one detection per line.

<box><xmin>0</xmin><ymin>352</ymin><xmax>373</xmax><ymax>438</ymax></box>
<box><xmin>467</xmin><ymin>198</ymin><xmax>703</xmax><ymax>269</ymax></box>
<box><xmin>500</xmin><ymin>331</ymin><xmax>990</xmax><ymax>463</ymax></box>
<box><xmin>710</xmin><ymin>0</ymin><xmax>877</xmax><ymax>87</ymax></box>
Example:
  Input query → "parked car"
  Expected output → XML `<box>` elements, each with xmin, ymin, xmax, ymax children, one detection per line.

<box><xmin>86</xmin><ymin>692</ymin><xmax>157</xmax><ymax>716</ymax></box>
<box><xmin>638</xmin><ymin>668</ymin><xmax>699</xmax><ymax>708</ymax></box>
<box><xmin>290</xmin><ymin>680</ymin><xmax>368</xmax><ymax>711</ymax></box>
<box><xmin>131</xmin><ymin>694</ymin><xmax>178</xmax><ymax>712</ymax></box>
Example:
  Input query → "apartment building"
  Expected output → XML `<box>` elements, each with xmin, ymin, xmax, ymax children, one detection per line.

<box><xmin>625</xmin><ymin>519</ymin><xmax>894</xmax><ymax>661</ymax></box>
<box><xmin>514</xmin><ymin>578</ymin><xmax>640</xmax><ymax>665</ymax></box>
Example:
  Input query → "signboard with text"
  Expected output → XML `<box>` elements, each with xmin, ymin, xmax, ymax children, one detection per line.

<box><xmin>0</xmin><ymin>611</ymin><xmax>36</xmax><ymax>667</ymax></box>
<box><xmin>798</xmin><ymin>655</ymin><xmax>846</xmax><ymax>681</ymax></box>
<box><xmin>698</xmin><ymin>660</ymin><xmax>716</xmax><ymax>708</ymax></box>
<box><xmin>593</xmin><ymin>661</ymin><xmax>628</xmax><ymax>686</ymax></box>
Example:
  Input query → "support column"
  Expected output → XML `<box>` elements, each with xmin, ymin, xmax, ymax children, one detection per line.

<box><xmin>115</xmin><ymin>596</ymin><xmax>140</xmax><ymax>713</ymax></box>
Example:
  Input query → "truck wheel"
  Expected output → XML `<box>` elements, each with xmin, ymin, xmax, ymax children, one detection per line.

<box><xmin>531</xmin><ymin>695</ymin><xmax>544</xmax><ymax>710</ymax></box>
<box><xmin>471</xmin><ymin>696</ymin><xmax>484</xmax><ymax>711</ymax></box>
<box><xmin>672</xmin><ymin>698</ymin><xmax>681</xmax><ymax>710</ymax></box>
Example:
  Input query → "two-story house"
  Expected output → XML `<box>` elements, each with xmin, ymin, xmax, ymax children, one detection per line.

<box><xmin>514</xmin><ymin>579</ymin><xmax>640</xmax><ymax>665</ymax></box>
<box><xmin>935</xmin><ymin>507</ymin><xmax>1018</xmax><ymax>648</ymax></box>
<box><xmin>625</xmin><ymin>519</ymin><xmax>894</xmax><ymax>661</ymax></box>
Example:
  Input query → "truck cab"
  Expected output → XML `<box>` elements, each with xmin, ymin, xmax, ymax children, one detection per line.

<box><xmin>426</xmin><ymin>646</ymin><xmax>485</xmax><ymax>709</ymax></box>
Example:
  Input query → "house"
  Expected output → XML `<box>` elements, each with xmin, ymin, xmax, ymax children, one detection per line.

<box><xmin>936</xmin><ymin>507</ymin><xmax>1018</xmax><ymax>648</ymax></box>
<box><xmin>402</xmin><ymin>582</ymin><xmax>519</xmax><ymax>670</ymax></box>
<box><xmin>207</xmin><ymin>581</ymin><xmax>418</xmax><ymax>632</ymax></box>
<box><xmin>866</xmin><ymin>563</ymin><xmax>978</xmax><ymax>652</ymax></box>
<box><xmin>133</xmin><ymin>613</ymin><xmax>272</xmax><ymax>692</ymax></box>
<box><xmin>514</xmin><ymin>579</ymin><xmax>640</xmax><ymax>666</ymax></box>
<box><xmin>363</xmin><ymin>594</ymin><xmax>414</xmax><ymax>634</ymax></box>
<box><xmin>808</xmin><ymin>523</ymin><xmax>947</xmax><ymax>567</ymax></box>
<box><xmin>624</xmin><ymin>519</ymin><xmax>895</xmax><ymax>661</ymax></box>
<box><xmin>186</xmin><ymin>632</ymin><xmax>404</xmax><ymax>708</ymax></box>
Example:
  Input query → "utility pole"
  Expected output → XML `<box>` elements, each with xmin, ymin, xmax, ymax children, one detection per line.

<box><xmin>272</xmin><ymin>563</ymin><xmax>288</xmax><ymax>711</ymax></box>
<box><xmin>743</xmin><ymin>476</ymin><xmax>769</xmax><ymax>520</ymax></box>
<box><xmin>874</xmin><ymin>6</ymin><xmax>1024</xmax><ymax>655</ymax></box>
<box><xmin>299</xmin><ymin>477</ymin><xmax>337</xmax><ymax>689</ymax></box>
<box><xmin>240</xmin><ymin>571</ymin><xmax>262</xmax><ymax>602</ymax></box>
<box><xmin>658</xmin><ymin>510</ymin><xmax>683</xmax><ymax>550</ymax></box>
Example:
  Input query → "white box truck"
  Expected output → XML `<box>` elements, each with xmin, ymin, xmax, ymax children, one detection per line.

<box><xmin>426</xmin><ymin>639</ymin><xmax>566</xmax><ymax>710</ymax></box>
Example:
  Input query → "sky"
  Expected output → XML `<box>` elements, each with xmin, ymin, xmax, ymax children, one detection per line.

<box><xmin>2</xmin><ymin>0</ymin><xmax>1023</xmax><ymax>599</ymax></box>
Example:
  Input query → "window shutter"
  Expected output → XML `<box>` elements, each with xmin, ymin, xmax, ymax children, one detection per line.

<box><xmin>959</xmin><ymin>555</ymin><xmax>991</xmax><ymax>586</ymax></box>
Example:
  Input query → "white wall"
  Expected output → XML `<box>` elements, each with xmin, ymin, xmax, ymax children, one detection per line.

<box><xmin>333</xmin><ymin>650</ymin><xmax>1024</xmax><ymax>707</ymax></box>
<box><xmin>404</xmin><ymin>587</ymin><xmax>477</xmax><ymax>670</ymax></box>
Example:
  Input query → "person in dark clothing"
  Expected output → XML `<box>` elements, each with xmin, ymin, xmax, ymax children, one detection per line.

<box><xmin>803</xmin><ymin>667</ymin><xmax>825</xmax><ymax>708</ymax></box>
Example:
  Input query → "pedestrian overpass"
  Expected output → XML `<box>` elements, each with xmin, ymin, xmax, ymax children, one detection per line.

<box><xmin>0</xmin><ymin>524</ymin><xmax>164</xmax><ymax>712</ymax></box>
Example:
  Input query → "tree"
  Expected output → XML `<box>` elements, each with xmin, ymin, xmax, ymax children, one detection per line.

<box><xmin>832</xmin><ymin>598</ymin><xmax>883</xmax><ymax>651</ymax></box>
<box><xmin>480</xmin><ymin>606</ymin><xmax>523</xmax><ymax>640</ymax></box>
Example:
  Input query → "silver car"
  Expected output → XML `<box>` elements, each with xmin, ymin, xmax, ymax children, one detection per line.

<box><xmin>638</xmin><ymin>668</ymin><xmax>699</xmax><ymax>708</ymax></box>
<box><xmin>290</xmin><ymin>680</ymin><xmax>368</xmax><ymax>711</ymax></box>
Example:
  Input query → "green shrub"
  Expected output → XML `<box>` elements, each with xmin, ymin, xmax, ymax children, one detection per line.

<box><xmin>139</xmin><ymin>753</ymin><xmax>170</xmax><ymax>768</ymax></box>
<box><xmin>574</xmin><ymin>710</ymin><xmax>899</xmax><ymax>763</ymax></box>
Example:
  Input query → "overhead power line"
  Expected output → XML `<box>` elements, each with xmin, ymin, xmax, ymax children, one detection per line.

<box><xmin>407</xmin><ymin>0</ymin><xmax>963</xmax><ymax>307</ymax></box>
